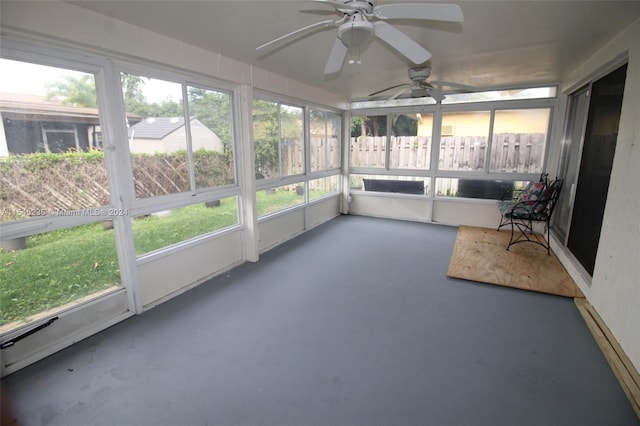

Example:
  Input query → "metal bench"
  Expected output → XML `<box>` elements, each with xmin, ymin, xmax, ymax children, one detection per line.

<box><xmin>497</xmin><ymin>176</ymin><xmax>563</xmax><ymax>254</ymax></box>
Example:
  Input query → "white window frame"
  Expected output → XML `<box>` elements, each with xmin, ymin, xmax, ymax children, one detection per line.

<box><xmin>116</xmin><ymin>62</ymin><xmax>242</xmax><ymax>216</ymax></box>
<box><xmin>350</xmin><ymin>94</ymin><xmax>557</xmax><ymax>198</ymax></box>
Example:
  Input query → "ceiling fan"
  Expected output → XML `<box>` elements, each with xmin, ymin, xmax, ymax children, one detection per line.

<box><xmin>368</xmin><ymin>67</ymin><xmax>475</xmax><ymax>102</ymax></box>
<box><xmin>256</xmin><ymin>1</ymin><xmax>464</xmax><ymax>74</ymax></box>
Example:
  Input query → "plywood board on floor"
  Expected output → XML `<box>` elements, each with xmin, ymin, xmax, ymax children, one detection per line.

<box><xmin>448</xmin><ymin>226</ymin><xmax>584</xmax><ymax>298</ymax></box>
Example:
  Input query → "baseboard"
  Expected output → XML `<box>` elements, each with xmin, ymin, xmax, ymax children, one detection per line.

<box><xmin>575</xmin><ymin>298</ymin><xmax>640</xmax><ymax>418</ymax></box>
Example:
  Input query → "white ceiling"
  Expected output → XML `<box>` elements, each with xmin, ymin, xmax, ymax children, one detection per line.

<box><xmin>68</xmin><ymin>1</ymin><xmax>640</xmax><ymax>100</ymax></box>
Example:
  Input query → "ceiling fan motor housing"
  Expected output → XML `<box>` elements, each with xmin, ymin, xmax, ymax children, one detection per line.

<box><xmin>410</xmin><ymin>87</ymin><xmax>429</xmax><ymax>97</ymax></box>
<box><xmin>408</xmin><ymin>67</ymin><xmax>431</xmax><ymax>81</ymax></box>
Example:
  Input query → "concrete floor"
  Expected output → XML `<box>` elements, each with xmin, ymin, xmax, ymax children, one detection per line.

<box><xmin>2</xmin><ymin>215</ymin><xmax>638</xmax><ymax>425</ymax></box>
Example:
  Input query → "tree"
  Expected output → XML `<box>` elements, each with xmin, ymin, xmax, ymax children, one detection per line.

<box><xmin>391</xmin><ymin>114</ymin><xmax>417</xmax><ymax>136</ymax></box>
<box><xmin>350</xmin><ymin>115</ymin><xmax>387</xmax><ymax>138</ymax></box>
<box><xmin>252</xmin><ymin>99</ymin><xmax>279</xmax><ymax>178</ymax></box>
<box><xmin>45</xmin><ymin>75</ymin><xmax>97</xmax><ymax>107</ymax></box>
<box><xmin>188</xmin><ymin>87</ymin><xmax>233</xmax><ymax>156</ymax></box>
<box><xmin>120</xmin><ymin>73</ymin><xmax>148</xmax><ymax>117</ymax></box>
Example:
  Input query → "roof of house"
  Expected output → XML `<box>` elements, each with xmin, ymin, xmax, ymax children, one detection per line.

<box><xmin>0</xmin><ymin>92</ymin><xmax>141</xmax><ymax>124</ymax></box>
<box><xmin>128</xmin><ymin>117</ymin><xmax>187</xmax><ymax>139</ymax></box>
<box><xmin>0</xmin><ymin>92</ymin><xmax>101</xmax><ymax>123</ymax></box>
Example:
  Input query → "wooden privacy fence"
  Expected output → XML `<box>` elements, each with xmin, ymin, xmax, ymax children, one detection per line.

<box><xmin>351</xmin><ymin>133</ymin><xmax>545</xmax><ymax>173</ymax></box>
<box><xmin>271</xmin><ymin>137</ymin><xmax>339</xmax><ymax>177</ymax></box>
<box><xmin>489</xmin><ymin>133</ymin><xmax>546</xmax><ymax>173</ymax></box>
<box><xmin>309</xmin><ymin>137</ymin><xmax>340</xmax><ymax>171</ymax></box>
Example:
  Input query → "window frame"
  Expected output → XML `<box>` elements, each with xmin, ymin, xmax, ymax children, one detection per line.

<box><xmin>251</xmin><ymin>91</ymin><xmax>343</xmax><ymax>219</ymax></box>
<box><xmin>309</xmin><ymin>107</ymin><xmax>342</xmax><ymax>175</ymax></box>
<box><xmin>116</xmin><ymin>62</ymin><xmax>241</xmax><ymax>213</ymax></box>
<box><xmin>252</xmin><ymin>94</ymin><xmax>306</xmax><ymax>186</ymax></box>
<box><xmin>0</xmin><ymin>38</ymin><xmax>137</xmax><ymax>345</ymax></box>
<box><xmin>350</xmin><ymin>94</ymin><xmax>557</xmax><ymax>199</ymax></box>
<box><xmin>0</xmin><ymin>46</ymin><xmax>119</xmax><ymax>232</ymax></box>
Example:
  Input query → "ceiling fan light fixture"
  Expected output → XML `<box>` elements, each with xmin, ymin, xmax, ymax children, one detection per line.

<box><xmin>256</xmin><ymin>2</ymin><xmax>464</xmax><ymax>75</ymax></box>
<box><xmin>337</xmin><ymin>19</ymin><xmax>374</xmax><ymax>47</ymax></box>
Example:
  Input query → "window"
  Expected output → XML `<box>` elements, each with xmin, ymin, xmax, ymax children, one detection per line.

<box><xmin>350</xmin><ymin>113</ymin><xmax>433</xmax><ymax>171</ymax></box>
<box><xmin>121</xmin><ymin>73</ymin><xmax>235</xmax><ymax>199</ymax></box>
<box><xmin>308</xmin><ymin>175</ymin><xmax>340</xmax><ymax>201</ymax></box>
<box><xmin>438</xmin><ymin>111</ymin><xmax>491</xmax><ymax>171</ymax></box>
<box><xmin>351</xmin><ymin>96</ymin><xmax>436</xmax><ymax>110</ymax></box>
<box><xmin>122</xmin><ymin>74</ymin><xmax>188</xmax><ymax>198</ymax></box>
<box><xmin>389</xmin><ymin>113</ymin><xmax>432</xmax><ymax>170</ymax></box>
<box><xmin>350</xmin><ymin>115</ymin><xmax>387</xmax><ymax>169</ymax></box>
<box><xmin>281</xmin><ymin>104</ymin><xmax>304</xmax><ymax>177</ymax></box>
<box><xmin>187</xmin><ymin>86</ymin><xmax>235</xmax><ymax>190</ymax></box>
<box><xmin>132</xmin><ymin>197</ymin><xmax>239</xmax><ymax>256</ymax></box>
<box><xmin>256</xmin><ymin>184</ymin><xmax>305</xmax><ymax>217</ymax></box>
<box><xmin>435</xmin><ymin>178</ymin><xmax>529</xmax><ymax>200</ymax></box>
<box><xmin>0</xmin><ymin>58</ymin><xmax>122</xmax><ymax>329</ymax></box>
<box><xmin>350</xmin><ymin>174</ymin><xmax>429</xmax><ymax>195</ymax></box>
<box><xmin>1</xmin><ymin>222</ymin><xmax>122</xmax><ymax>327</ymax></box>
<box><xmin>348</xmin><ymin>89</ymin><xmax>553</xmax><ymax>201</ymax></box>
<box><xmin>0</xmin><ymin>59</ymin><xmax>112</xmax><ymax>217</ymax></box>
<box><xmin>253</xmin><ymin>99</ymin><xmax>304</xmax><ymax>180</ymax></box>
<box><xmin>41</xmin><ymin>123</ymin><xmax>81</xmax><ymax>153</ymax></box>
<box><xmin>442</xmin><ymin>87</ymin><xmax>557</xmax><ymax>104</ymax></box>
<box><xmin>489</xmin><ymin>109</ymin><xmax>549</xmax><ymax>174</ymax></box>
<box><xmin>310</xmin><ymin>109</ymin><xmax>341</xmax><ymax>172</ymax></box>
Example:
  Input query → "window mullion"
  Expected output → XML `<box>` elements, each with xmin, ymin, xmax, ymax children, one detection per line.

<box><xmin>430</xmin><ymin>106</ymin><xmax>443</xmax><ymax>197</ymax></box>
<box><xmin>278</xmin><ymin>103</ymin><xmax>283</xmax><ymax>178</ymax></box>
<box><xmin>484</xmin><ymin>109</ymin><xmax>496</xmax><ymax>174</ymax></box>
<box><xmin>182</xmin><ymin>84</ymin><xmax>196</xmax><ymax>193</ymax></box>
<box><xmin>385</xmin><ymin>114</ymin><xmax>392</xmax><ymax>170</ymax></box>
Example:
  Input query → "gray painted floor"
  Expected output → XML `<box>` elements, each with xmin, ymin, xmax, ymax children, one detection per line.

<box><xmin>2</xmin><ymin>215</ymin><xmax>638</xmax><ymax>426</ymax></box>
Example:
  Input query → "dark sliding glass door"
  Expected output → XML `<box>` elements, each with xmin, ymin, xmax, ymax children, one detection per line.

<box><xmin>565</xmin><ymin>64</ymin><xmax>627</xmax><ymax>276</ymax></box>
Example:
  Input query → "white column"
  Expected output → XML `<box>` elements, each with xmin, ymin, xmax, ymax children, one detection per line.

<box><xmin>341</xmin><ymin>109</ymin><xmax>351</xmax><ymax>214</ymax></box>
<box><xmin>237</xmin><ymin>84</ymin><xmax>259</xmax><ymax>262</ymax></box>
<box><xmin>97</xmin><ymin>63</ymin><xmax>143</xmax><ymax>313</ymax></box>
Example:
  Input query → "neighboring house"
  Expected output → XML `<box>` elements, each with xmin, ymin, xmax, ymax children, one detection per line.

<box><xmin>0</xmin><ymin>92</ymin><xmax>102</xmax><ymax>156</ymax></box>
<box><xmin>0</xmin><ymin>92</ymin><xmax>141</xmax><ymax>156</ymax></box>
<box><xmin>128</xmin><ymin>117</ymin><xmax>223</xmax><ymax>154</ymax></box>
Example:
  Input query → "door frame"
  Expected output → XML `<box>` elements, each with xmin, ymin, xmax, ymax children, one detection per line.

<box><xmin>551</xmin><ymin>56</ymin><xmax>628</xmax><ymax>282</ymax></box>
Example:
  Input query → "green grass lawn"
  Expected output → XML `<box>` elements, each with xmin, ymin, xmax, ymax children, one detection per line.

<box><xmin>256</xmin><ymin>188</ymin><xmax>304</xmax><ymax>217</ymax></box>
<box><xmin>132</xmin><ymin>198</ymin><xmax>239</xmax><ymax>255</ymax></box>
<box><xmin>0</xmin><ymin>190</ymin><xmax>333</xmax><ymax>326</ymax></box>
<box><xmin>1</xmin><ymin>222</ymin><xmax>121</xmax><ymax>326</ymax></box>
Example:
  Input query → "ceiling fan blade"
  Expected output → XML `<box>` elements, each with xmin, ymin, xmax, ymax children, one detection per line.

<box><xmin>389</xmin><ymin>87</ymin><xmax>410</xmax><ymax>101</ymax></box>
<box><xmin>373</xmin><ymin>3</ymin><xmax>464</xmax><ymax>22</ymax></box>
<box><xmin>256</xmin><ymin>19</ymin><xmax>337</xmax><ymax>56</ymax></box>
<box><xmin>430</xmin><ymin>80</ymin><xmax>476</xmax><ymax>92</ymax></box>
<box><xmin>373</xmin><ymin>21</ymin><xmax>431</xmax><ymax>64</ymax></box>
<box><xmin>311</xmin><ymin>0</ymin><xmax>356</xmax><ymax>12</ymax></box>
<box><xmin>369</xmin><ymin>83</ymin><xmax>410</xmax><ymax>97</ymax></box>
<box><xmin>324</xmin><ymin>37</ymin><xmax>348</xmax><ymax>74</ymax></box>
<box><xmin>427</xmin><ymin>87</ymin><xmax>445</xmax><ymax>102</ymax></box>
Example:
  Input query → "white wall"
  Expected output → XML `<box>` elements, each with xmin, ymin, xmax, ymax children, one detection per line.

<box><xmin>138</xmin><ymin>232</ymin><xmax>244</xmax><ymax>307</ymax></box>
<box><xmin>349</xmin><ymin>193</ymin><xmax>431</xmax><ymax>223</ymax></box>
<box><xmin>554</xmin><ymin>18</ymin><xmax>640</xmax><ymax>370</ymax></box>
